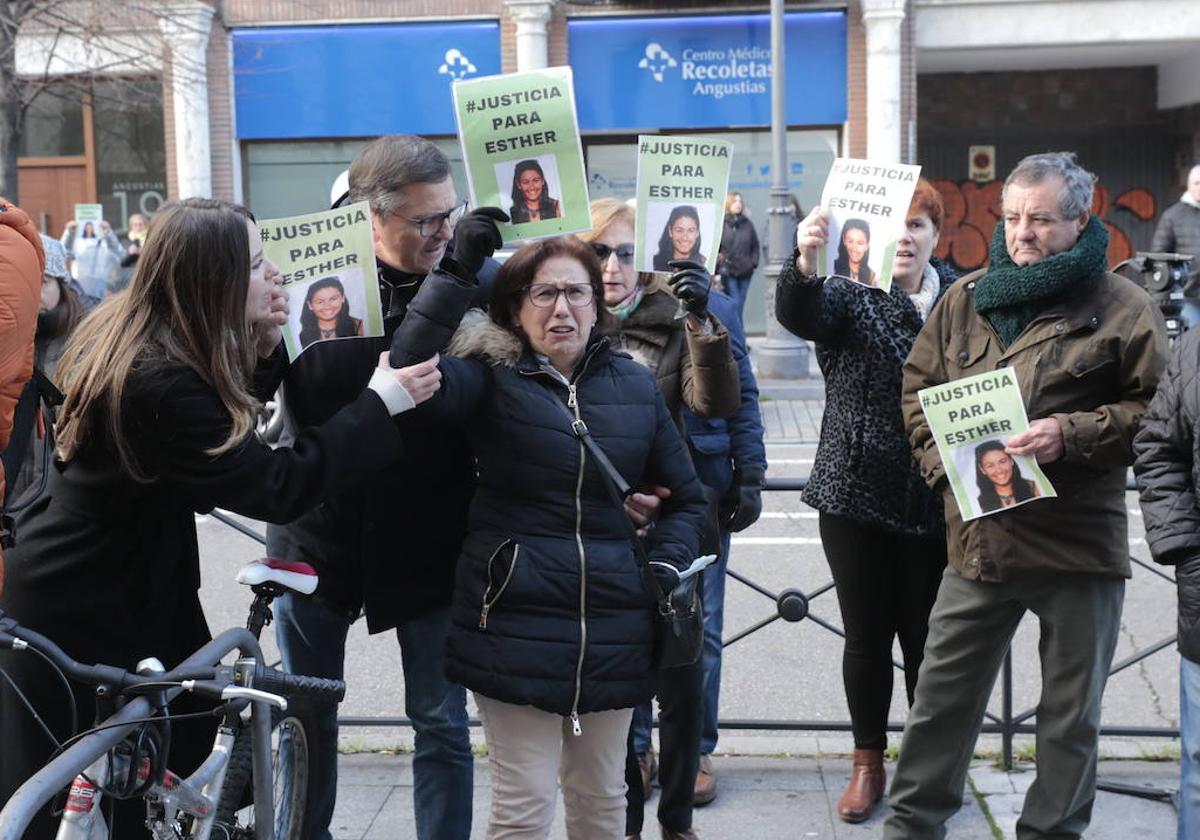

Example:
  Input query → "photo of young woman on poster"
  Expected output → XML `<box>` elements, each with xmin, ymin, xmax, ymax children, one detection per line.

<box><xmin>507</xmin><ymin>158</ymin><xmax>562</xmax><ymax>224</ymax></box>
<box><xmin>297</xmin><ymin>273</ymin><xmax>365</xmax><ymax>349</ymax></box>
<box><xmin>652</xmin><ymin>204</ymin><xmax>705</xmax><ymax>271</ymax></box>
<box><xmin>972</xmin><ymin>439</ymin><xmax>1040</xmax><ymax>514</ymax></box>
<box><xmin>833</xmin><ymin>218</ymin><xmax>877</xmax><ymax>287</ymax></box>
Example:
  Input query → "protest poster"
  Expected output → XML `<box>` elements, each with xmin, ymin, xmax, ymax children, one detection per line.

<box><xmin>918</xmin><ymin>368</ymin><xmax>1056</xmax><ymax>522</ymax></box>
<box><xmin>817</xmin><ymin>158</ymin><xmax>921</xmax><ymax>293</ymax></box>
<box><xmin>634</xmin><ymin>135</ymin><xmax>733</xmax><ymax>275</ymax></box>
<box><xmin>452</xmin><ymin>67</ymin><xmax>591</xmax><ymax>243</ymax></box>
<box><xmin>73</xmin><ymin>203</ymin><xmax>104</xmax><ymax>239</ymax></box>
<box><xmin>258</xmin><ymin>201</ymin><xmax>381</xmax><ymax>361</ymax></box>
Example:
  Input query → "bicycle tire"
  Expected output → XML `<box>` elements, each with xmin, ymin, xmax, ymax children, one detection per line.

<box><xmin>212</xmin><ymin>711</ymin><xmax>309</xmax><ymax>840</ymax></box>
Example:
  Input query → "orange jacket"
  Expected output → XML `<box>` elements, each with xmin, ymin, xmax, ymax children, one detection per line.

<box><xmin>0</xmin><ymin>198</ymin><xmax>46</xmax><ymax>593</ymax></box>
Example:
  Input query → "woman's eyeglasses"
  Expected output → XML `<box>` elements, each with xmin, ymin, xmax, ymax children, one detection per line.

<box><xmin>591</xmin><ymin>243</ymin><xmax>635</xmax><ymax>266</ymax></box>
<box><xmin>525</xmin><ymin>283</ymin><xmax>595</xmax><ymax>308</ymax></box>
<box><xmin>407</xmin><ymin>200</ymin><xmax>469</xmax><ymax>237</ymax></box>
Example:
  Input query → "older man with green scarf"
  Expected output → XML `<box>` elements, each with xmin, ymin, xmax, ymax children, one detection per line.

<box><xmin>887</xmin><ymin>152</ymin><xmax>1168</xmax><ymax>840</ymax></box>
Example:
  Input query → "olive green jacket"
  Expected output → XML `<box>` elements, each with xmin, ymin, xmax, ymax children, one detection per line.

<box><xmin>902</xmin><ymin>269</ymin><xmax>1168</xmax><ymax>581</ymax></box>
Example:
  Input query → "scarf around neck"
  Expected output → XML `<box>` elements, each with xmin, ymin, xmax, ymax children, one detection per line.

<box><xmin>607</xmin><ymin>285</ymin><xmax>645</xmax><ymax>321</ymax></box>
<box><xmin>973</xmin><ymin>215</ymin><xmax>1108</xmax><ymax>346</ymax></box>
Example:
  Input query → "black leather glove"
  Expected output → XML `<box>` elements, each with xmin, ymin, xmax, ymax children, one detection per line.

<box><xmin>720</xmin><ymin>465</ymin><xmax>765</xmax><ymax>533</ymax></box>
<box><xmin>667</xmin><ymin>259</ymin><xmax>712</xmax><ymax>318</ymax></box>
<box><xmin>448</xmin><ymin>207</ymin><xmax>508</xmax><ymax>277</ymax></box>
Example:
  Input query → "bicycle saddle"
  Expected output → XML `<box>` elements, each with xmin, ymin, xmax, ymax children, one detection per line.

<box><xmin>236</xmin><ymin>557</ymin><xmax>319</xmax><ymax>595</ymax></box>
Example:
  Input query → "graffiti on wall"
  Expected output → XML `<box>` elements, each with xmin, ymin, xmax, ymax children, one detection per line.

<box><xmin>931</xmin><ymin>179</ymin><xmax>1159</xmax><ymax>272</ymax></box>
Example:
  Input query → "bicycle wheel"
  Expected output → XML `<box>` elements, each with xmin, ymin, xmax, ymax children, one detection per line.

<box><xmin>212</xmin><ymin>712</ymin><xmax>309</xmax><ymax>840</ymax></box>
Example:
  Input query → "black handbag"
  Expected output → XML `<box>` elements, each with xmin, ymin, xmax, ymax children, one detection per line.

<box><xmin>554</xmin><ymin>398</ymin><xmax>703</xmax><ymax>670</ymax></box>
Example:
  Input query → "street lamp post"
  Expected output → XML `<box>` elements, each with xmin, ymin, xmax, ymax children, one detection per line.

<box><xmin>757</xmin><ymin>0</ymin><xmax>809</xmax><ymax>379</ymax></box>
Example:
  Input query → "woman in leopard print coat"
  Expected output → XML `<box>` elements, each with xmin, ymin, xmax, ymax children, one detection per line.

<box><xmin>775</xmin><ymin>179</ymin><xmax>954</xmax><ymax>824</ymax></box>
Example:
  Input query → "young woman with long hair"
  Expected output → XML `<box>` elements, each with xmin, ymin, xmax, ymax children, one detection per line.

<box><xmin>0</xmin><ymin>198</ymin><xmax>440</xmax><ymax>839</ymax></box>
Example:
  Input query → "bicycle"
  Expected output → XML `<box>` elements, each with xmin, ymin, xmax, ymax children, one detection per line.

<box><xmin>0</xmin><ymin>556</ymin><xmax>337</xmax><ymax>840</ymax></box>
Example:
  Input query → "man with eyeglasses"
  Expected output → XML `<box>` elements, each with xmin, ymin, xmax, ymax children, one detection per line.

<box><xmin>265</xmin><ymin>135</ymin><xmax>506</xmax><ymax>840</ymax></box>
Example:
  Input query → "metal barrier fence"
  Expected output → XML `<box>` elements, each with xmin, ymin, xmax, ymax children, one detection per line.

<box><xmin>211</xmin><ymin>475</ymin><xmax>1179</xmax><ymax>773</ymax></box>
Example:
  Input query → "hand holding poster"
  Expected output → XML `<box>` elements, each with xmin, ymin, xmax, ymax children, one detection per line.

<box><xmin>818</xmin><ymin>159</ymin><xmax>921</xmax><ymax>293</ymax></box>
<box><xmin>918</xmin><ymin>368</ymin><xmax>1056</xmax><ymax>521</ymax></box>
<box><xmin>258</xmin><ymin>201</ymin><xmax>382</xmax><ymax>361</ymax></box>
<box><xmin>452</xmin><ymin>67</ymin><xmax>591</xmax><ymax>243</ymax></box>
<box><xmin>635</xmin><ymin>136</ymin><xmax>733</xmax><ymax>275</ymax></box>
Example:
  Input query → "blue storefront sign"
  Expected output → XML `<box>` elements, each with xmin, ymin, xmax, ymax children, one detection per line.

<box><xmin>233</xmin><ymin>22</ymin><xmax>502</xmax><ymax>140</ymax></box>
<box><xmin>568</xmin><ymin>12</ymin><xmax>846</xmax><ymax>131</ymax></box>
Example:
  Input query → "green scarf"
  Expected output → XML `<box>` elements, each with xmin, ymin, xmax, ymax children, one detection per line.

<box><xmin>973</xmin><ymin>215</ymin><xmax>1108</xmax><ymax>346</ymax></box>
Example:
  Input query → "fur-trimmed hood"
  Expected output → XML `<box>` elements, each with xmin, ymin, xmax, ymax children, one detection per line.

<box><xmin>445</xmin><ymin>308</ymin><xmax>524</xmax><ymax>367</ymax></box>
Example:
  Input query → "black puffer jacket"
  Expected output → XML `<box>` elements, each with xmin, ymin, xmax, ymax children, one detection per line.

<box><xmin>717</xmin><ymin>213</ymin><xmax>760</xmax><ymax>280</ymax></box>
<box><xmin>1151</xmin><ymin>199</ymin><xmax>1200</xmax><ymax>264</ymax></box>
<box><xmin>391</xmin><ymin>292</ymin><xmax>708</xmax><ymax>717</ymax></box>
<box><xmin>1132</xmin><ymin>326</ymin><xmax>1200</xmax><ymax>663</ymax></box>
<box><xmin>271</xmin><ymin>257</ymin><xmax>494</xmax><ymax>633</ymax></box>
<box><xmin>776</xmin><ymin>256</ymin><xmax>956</xmax><ymax>535</ymax></box>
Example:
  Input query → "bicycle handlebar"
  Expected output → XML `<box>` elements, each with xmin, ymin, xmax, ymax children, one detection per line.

<box><xmin>251</xmin><ymin>665</ymin><xmax>346</xmax><ymax>703</ymax></box>
<box><xmin>0</xmin><ymin>626</ymin><xmax>266</xmax><ymax>840</ymax></box>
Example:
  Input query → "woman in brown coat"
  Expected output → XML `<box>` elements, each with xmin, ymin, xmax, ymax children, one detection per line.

<box><xmin>579</xmin><ymin>197</ymin><xmax>738</xmax><ymax>840</ymax></box>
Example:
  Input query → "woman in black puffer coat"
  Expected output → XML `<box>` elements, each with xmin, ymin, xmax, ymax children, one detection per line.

<box><xmin>390</xmin><ymin>235</ymin><xmax>708</xmax><ymax>840</ymax></box>
<box><xmin>775</xmin><ymin>178</ymin><xmax>954</xmax><ymax>824</ymax></box>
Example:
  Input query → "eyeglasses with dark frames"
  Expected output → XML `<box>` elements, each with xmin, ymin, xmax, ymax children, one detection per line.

<box><xmin>525</xmin><ymin>283</ymin><xmax>595</xmax><ymax>309</ymax></box>
<box><xmin>405</xmin><ymin>200</ymin><xmax>469</xmax><ymax>237</ymax></box>
<box><xmin>590</xmin><ymin>242</ymin><xmax>635</xmax><ymax>266</ymax></box>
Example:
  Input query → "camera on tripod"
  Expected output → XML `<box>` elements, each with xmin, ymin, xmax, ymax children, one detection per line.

<box><xmin>1116</xmin><ymin>252</ymin><xmax>1197</xmax><ymax>341</ymax></box>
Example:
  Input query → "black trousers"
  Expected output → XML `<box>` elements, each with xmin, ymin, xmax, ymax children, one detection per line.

<box><xmin>818</xmin><ymin>512</ymin><xmax>947</xmax><ymax>751</ymax></box>
<box><xmin>624</xmin><ymin>656</ymin><xmax>704</xmax><ymax>834</ymax></box>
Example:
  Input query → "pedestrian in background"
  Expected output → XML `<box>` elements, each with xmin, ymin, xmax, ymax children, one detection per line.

<box><xmin>1151</xmin><ymin>164</ymin><xmax>1200</xmax><ymax>329</ymax></box>
<box><xmin>109</xmin><ymin>212</ymin><xmax>149</xmax><ymax>295</ymax></box>
<box><xmin>775</xmin><ymin>178</ymin><xmax>953</xmax><ymax>823</ymax></box>
<box><xmin>716</xmin><ymin>192</ymin><xmax>760</xmax><ymax>317</ymax></box>
<box><xmin>1133</xmin><ymin>320</ymin><xmax>1200</xmax><ymax>840</ymax></box>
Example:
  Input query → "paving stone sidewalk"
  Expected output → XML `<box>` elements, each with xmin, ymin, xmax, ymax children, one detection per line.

<box><xmin>329</xmin><ymin>753</ymin><xmax>1179</xmax><ymax>839</ymax></box>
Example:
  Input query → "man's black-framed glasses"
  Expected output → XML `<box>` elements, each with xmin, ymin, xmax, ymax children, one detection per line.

<box><xmin>591</xmin><ymin>242</ymin><xmax>635</xmax><ymax>266</ymax></box>
<box><xmin>407</xmin><ymin>200</ymin><xmax>469</xmax><ymax>237</ymax></box>
<box><xmin>525</xmin><ymin>283</ymin><xmax>595</xmax><ymax>308</ymax></box>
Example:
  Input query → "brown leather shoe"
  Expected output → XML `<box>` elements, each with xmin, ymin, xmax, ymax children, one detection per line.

<box><xmin>836</xmin><ymin>748</ymin><xmax>886</xmax><ymax>823</ymax></box>
<box><xmin>693</xmin><ymin>753</ymin><xmax>717</xmax><ymax>806</ymax></box>
<box><xmin>660</xmin><ymin>828</ymin><xmax>699</xmax><ymax>840</ymax></box>
<box><xmin>637</xmin><ymin>750</ymin><xmax>657</xmax><ymax>799</ymax></box>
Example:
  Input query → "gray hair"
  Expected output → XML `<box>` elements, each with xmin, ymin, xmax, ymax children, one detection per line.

<box><xmin>348</xmin><ymin>135</ymin><xmax>451</xmax><ymax>217</ymax></box>
<box><xmin>1004</xmin><ymin>152</ymin><xmax>1096</xmax><ymax>220</ymax></box>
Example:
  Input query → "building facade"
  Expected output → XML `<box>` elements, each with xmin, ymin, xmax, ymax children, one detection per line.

<box><xmin>14</xmin><ymin>0</ymin><xmax>1200</xmax><ymax>334</ymax></box>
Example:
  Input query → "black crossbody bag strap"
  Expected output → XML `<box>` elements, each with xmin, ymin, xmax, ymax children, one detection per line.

<box><xmin>548</xmin><ymin>394</ymin><xmax>668</xmax><ymax>603</ymax></box>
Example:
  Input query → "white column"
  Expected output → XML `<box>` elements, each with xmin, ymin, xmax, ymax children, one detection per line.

<box><xmin>157</xmin><ymin>1</ymin><xmax>215</xmax><ymax>199</ymax></box>
<box><xmin>506</xmin><ymin>0</ymin><xmax>555</xmax><ymax>72</ymax></box>
<box><xmin>862</xmin><ymin>0</ymin><xmax>906</xmax><ymax>163</ymax></box>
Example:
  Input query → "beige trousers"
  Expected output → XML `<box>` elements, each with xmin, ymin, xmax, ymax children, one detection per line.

<box><xmin>475</xmin><ymin>693</ymin><xmax>633</xmax><ymax>840</ymax></box>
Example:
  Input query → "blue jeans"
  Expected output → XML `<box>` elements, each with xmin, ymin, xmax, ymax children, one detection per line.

<box><xmin>722</xmin><ymin>275</ymin><xmax>753</xmax><ymax>319</ymax></box>
<box><xmin>1181</xmin><ymin>657</ymin><xmax>1200</xmax><ymax>840</ymax></box>
<box><xmin>700</xmin><ymin>530</ymin><xmax>732</xmax><ymax>754</ymax></box>
<box><xmin>275</xmin><ymin>594</ymin><xmax>473</xmax><ymax>840</ymax></box>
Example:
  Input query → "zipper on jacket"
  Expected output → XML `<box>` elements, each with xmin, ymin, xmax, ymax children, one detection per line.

<box><xmin>567</xmin><ymin>381</ymin><xmax>587</xmax><ymax>736</ymax></box>
<box><xmin>479</xmin><ymin>541</ymin><xmax>520</xmax><ymax>631</ymax></box>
